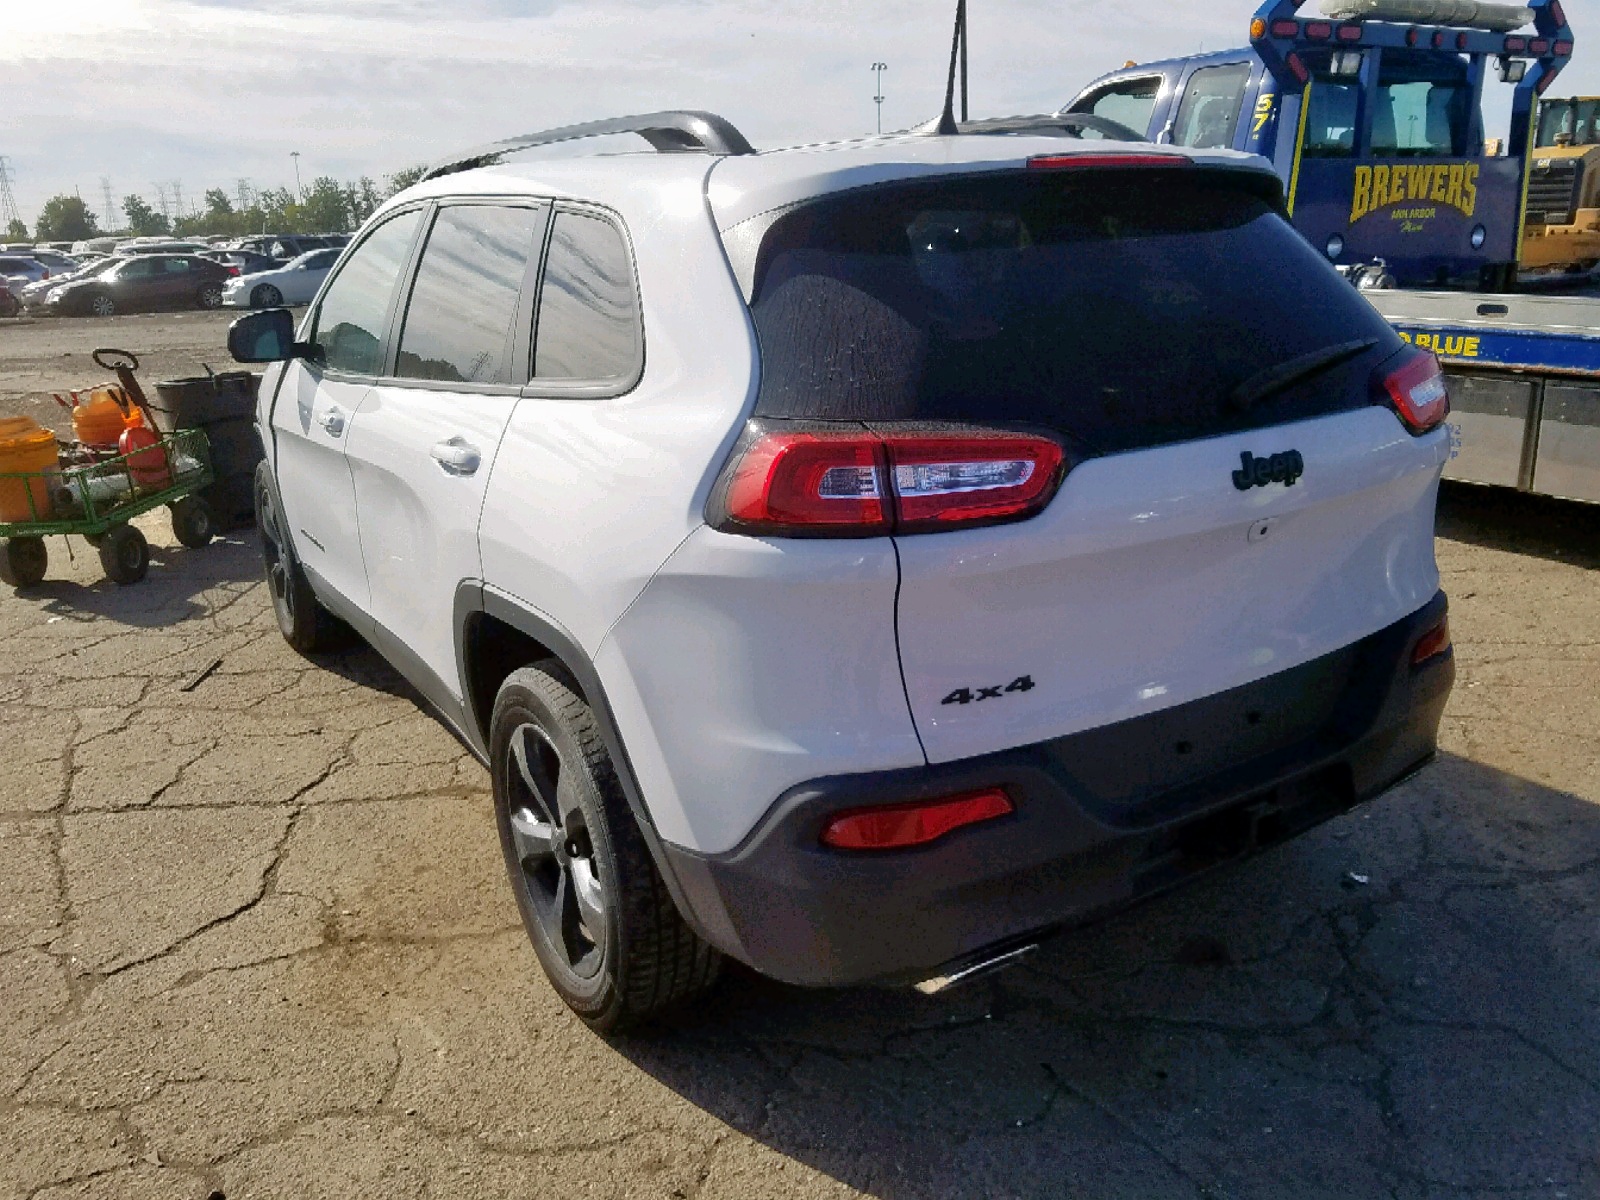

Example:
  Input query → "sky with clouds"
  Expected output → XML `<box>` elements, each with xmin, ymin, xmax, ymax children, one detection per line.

<box><xmin>5</xmin><ymin>0</ymin><xmax>1600</xmax><ymax>224</ymax></box>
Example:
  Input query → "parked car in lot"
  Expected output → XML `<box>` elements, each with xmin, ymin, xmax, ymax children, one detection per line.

<box><xmin>202</xmin><ymin>249</ymin><xmax>283</xmax><ymax>277</ymax></box>
<box><xmin>225</xmin><ymin>234</ymin><xmax>341</xmax><ymax>261</ymax></box>
<box><xmin>49</xmin><ymin>253</ymin><xmax>232</xmax><ymax>316</ymax></box>
<box><xmin>18</xmin><ymin>258</ymin><xmax>120</xmax><ymax>309</ymax></box>
<box><xmin>233</xmin><ymin>110</ymin><xmax>1456</xmax><ymax>1032</ymax></box>
<box><xmin>222</xmin><ymin>248</ymin><xmax>341</xmax><ymax>308</ymax></box>
<box><xmin>24</xmin><ymin>249</ymin><xmax>80</xmax><ymax>276</ymax></box>
<box><xmin>0</xmin><ymin>255</ymin><xmax>52</xmax><ymax>286</ymax></box>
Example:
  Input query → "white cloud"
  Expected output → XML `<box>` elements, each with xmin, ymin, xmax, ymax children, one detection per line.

<box><xmin>5</xmin><ymin>0</ymin><xmax>1599</xmax><ymax>221</ymax></box>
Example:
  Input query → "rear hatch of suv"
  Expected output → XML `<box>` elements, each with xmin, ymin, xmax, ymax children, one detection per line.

<box><xmin>732</xmin><ymin>159</ymin><xmax>1449</xmax><ymax>768</ymax></box>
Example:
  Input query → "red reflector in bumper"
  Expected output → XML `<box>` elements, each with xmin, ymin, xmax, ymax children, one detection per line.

<box><xmin>821</xmin><ymin>789</ymin><xmax>1015</xmax><ymax>851</ymax></box>
<box><xmin>1413</xmin><ymin>618</ymin><xmax>1452</xmax><ymax>666</ymax></box>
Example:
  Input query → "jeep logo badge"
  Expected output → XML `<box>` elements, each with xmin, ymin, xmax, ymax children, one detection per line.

<box><xmin>1233</xmin><ymin>450</ymin><xmax>1305</xmax><ymax>492</ymax></box>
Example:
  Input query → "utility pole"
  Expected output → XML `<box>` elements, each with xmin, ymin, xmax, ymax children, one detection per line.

<box><xmin>0</xmin><ymin>157</ymin><xmax>23</xmax><ymax>233</ymax></box>
<box><xmin>101</xmin><ymin>177</ymin><xmax>117</xmax><ymax>231</ymax></box>
<box><xmin>291</xmin><ymin>152</ymin><xmax>303</xmax><ymax>203</ymax></box>
<box><xmin>872</xmin><ymin>62</ymin><xmax>888</xmax><ymax>135</ymax></box>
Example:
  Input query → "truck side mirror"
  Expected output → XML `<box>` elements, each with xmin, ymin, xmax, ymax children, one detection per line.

<box><xmin>228</xmin><ymin>308</ymin><xmax>313</xmax><ymax>364</ymax></box>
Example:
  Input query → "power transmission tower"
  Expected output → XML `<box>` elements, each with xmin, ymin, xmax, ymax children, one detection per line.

<box><xmin>154</xmin><ymin>182</ymin><xmax>172</xmax><ymax>224</ymax></box>
<box><xmin>101</xmin><ymin>177</ymin><xmax>117</xmax><ymax>231</ymax></box>
<box><xmin>171</xmin><ymin>180</ymin><xmax>186</xmax><ymax>220</ymax></box>
<box><xmin>236</xmin><ymin>178</ymin><xmax>255</xmax><ymax>211</ymax></box>
<box><xmin>0</xmin><ymin>157</ymin><xmax>23</xmax><ymax>232</ymax></box>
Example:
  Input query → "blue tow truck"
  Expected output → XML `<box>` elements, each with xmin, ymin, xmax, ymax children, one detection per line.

<box><xmin>1065</xmin><ymin>0</ymin><xmax>1600</xmax><ymax>503</ymax></box>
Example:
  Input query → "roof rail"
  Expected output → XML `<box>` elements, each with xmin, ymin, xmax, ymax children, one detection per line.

<box><xmin>423</xmin><ymin>111</ymin><xmax>756</xmax><ymax>181</ymax></box>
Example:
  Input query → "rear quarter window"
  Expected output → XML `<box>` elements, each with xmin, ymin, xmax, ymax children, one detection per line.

<box><xmin>747</xmin><ymin>170</ymin><xmax>1401</xmax><ymax>454</ymax></box>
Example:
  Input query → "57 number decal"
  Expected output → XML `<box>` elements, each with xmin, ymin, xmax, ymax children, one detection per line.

<box><xmin>941</xmin><ymin>676</ymin><xmax>1036</xmax><ymax>707</ymax></box>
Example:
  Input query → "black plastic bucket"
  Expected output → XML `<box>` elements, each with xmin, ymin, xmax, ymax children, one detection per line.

<box><xmin>152</xmin><ymin>373</ymin><xmax>263</xmax><ymax>528</ymax></box>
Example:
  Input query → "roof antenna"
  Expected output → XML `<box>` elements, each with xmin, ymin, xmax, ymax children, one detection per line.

<box><xmin>937</xmin><ymin>0</ymin><xmax>969</xmax><ymax>135</ymax></box>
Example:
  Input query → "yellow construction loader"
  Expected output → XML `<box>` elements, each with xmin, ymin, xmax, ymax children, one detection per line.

<box><xmin>1521</xmin><ymin>97</ymin><xmax>1600</xmax><ymax>274</ymax></box>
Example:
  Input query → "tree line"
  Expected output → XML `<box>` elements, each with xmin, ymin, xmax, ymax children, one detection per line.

<box><xmin>11</xmin><ymin>167</ymin><xmax>429</xmax><ymax>244</ymax></box>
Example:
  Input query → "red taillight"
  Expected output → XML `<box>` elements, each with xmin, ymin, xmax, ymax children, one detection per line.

<box><xmin>1552</xmin><ymin>0</ymin><xmax>1567</xmax><ymax>26</ymax></box>
<box><xmin>1530</xmin><ymin>38</ymin><xmax>1551</xmax><ymax>54</ymax></box>
<box><xmin>228</xmin><ymin>266</ymin><xmax>241</xmax><ymax>276</ymax></box>
<box><xmin>1285</xmin><ymin>52</ymin><xmax>1310</xmax><ymax>83</ymax></box>
<box><xmin>821</xmin><ymin>789</ymin><xmax>1014</xmax><ymax>851</ymax></box>
<box><xmin>888</xmin><ymin>435</ymin><xmax>1065</xmax><ymax>532</ymax></box>
<box><xmin>1406</xmin><ymin>27</ymin><xmax>1421</xmax><ymax>46</ymax></box>
<box><xmin>41</xmin><ymin>269</ymin><xmax>50</xmax><ymax>280</ymax></box>
<box><xmin>1457</xmin><ymin>32</ymin><xmax>1470</xmax><ymax>51</ymax></box>
<box><xmin>1338</xmin><ymin>23</ymin><xmax>1364</xmax><ymax>41</ymax></box>
<box><xmin>1028</xmin><ymin>153</ymin><xmax>1192</xmax><ymax>170</ymax></box>
<box><xmin>1554</xmin><ymin>40</ymin><xmax>1574</xmax><ymax>57</ymax></box>
<box><xmin>1504</xmin><ymin>35</ymin><xmax>1528</xmax><ymax>52</ymax></box>
<box><xmin>1305</xmin><ymin>21</ymin><xmax>1333</xmax><ymax>40</ymax></box>
<box><xmin>1270</xmin><ymin>19</ymin><xmax>1300</xmax><ymax>37</ymax></box>
<box><xmin>714</xmin><ymin>424</ymin><xmax>1068</xmax><ymax>538</ymax></box>
<box><xmin>1377</xmin><ymin>349</ymin><xmax>1450</xmax><ymax>435</ymax></box>
<box><xmin>1413</xmin><ymin>618</ymin><xmax>1452</xmax><ymax>667</ymax></box>
<box><xmin>722</xmin><ymin>430</ymin><xmax>890</xmax><ymax>535</ymax></box>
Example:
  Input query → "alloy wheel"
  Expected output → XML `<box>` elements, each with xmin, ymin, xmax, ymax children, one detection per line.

<box><xmin>505</xmin><ymin>723</ymin><xmax>607</xmax><ymax>979</ymax></box>
<box><xmin>257</xmin><ymin>480</ymin><xmax>296</xmax><ymax>627</ymax></box>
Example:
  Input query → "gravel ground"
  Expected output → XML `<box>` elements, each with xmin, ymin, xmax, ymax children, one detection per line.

<box><xmin>1</xmin><ymin>313</ymin><xmax>1598</xmax><ymax>1200</ymax></box>
<box><xmin>0</xmin><ymin>310</ymin><xmax>242</xmax><ymax>439</ymax></box>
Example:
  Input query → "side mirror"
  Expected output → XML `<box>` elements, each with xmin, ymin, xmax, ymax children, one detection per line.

<box><xmin>228</xmin><ymin>308</ymin><xmax>313</xmax><ymax>364</ymax></box>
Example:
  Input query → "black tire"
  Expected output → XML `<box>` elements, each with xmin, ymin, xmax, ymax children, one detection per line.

<box><xmin>169</xmin><ymin>496</ymin><xmax>215</xmax><ymax>549</ymax></box>
<box><xmin>197</xmin><ymin>283</ymin><xmax>224</xmax><ymax>310</ymax></box>
<box><xmin>252</xmin><ymin>284</ymin><xmax>283</xmax><ymax>308</ymax></box>
<box><xmin>98</xmin><ymin>525</ymin><xmax>149</xmax><ymax>585</ymax></box>
<box><xmin>492</xmin><ymin>662</ymin><xmax>721</xmax><ymax>1034</ymax></box>
<box><xmin>254</xmin><ymin>461</ymin><xmax>350</xmax><ymax>653</ymax></box>
<box><xmin>0</xmin><ymin>537</ymin><xmax>47</xmax><ymax>588</ymax></box>
<box><xmin>87</xmin><ymin>293</ymin><xmax>116</xmax><ymax>318</ymax></box>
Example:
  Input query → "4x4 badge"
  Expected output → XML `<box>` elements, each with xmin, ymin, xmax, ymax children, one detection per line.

<box><xmin>1233</xmin><ymin>450</ymin><xmax>1305</xmax><ymax>491</ymax></box>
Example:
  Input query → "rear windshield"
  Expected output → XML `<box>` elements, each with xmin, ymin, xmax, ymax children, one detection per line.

<box><xmin>748</xmin><ymin>171</ymin><xmax>1400</xmax><ymax>454</ymax></box>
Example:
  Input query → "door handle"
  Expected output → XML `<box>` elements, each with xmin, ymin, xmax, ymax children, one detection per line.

<box><xmin>430</xmin><ymin>438</ymin><xmax>482</xmax><ymax>476</ymax></box>
<box><xmin>319</xmin><ymin>408</ymin><xmax>346</xmax><ymax>437</ymax></box>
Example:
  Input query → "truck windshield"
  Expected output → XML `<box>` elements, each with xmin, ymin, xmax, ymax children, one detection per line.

<box><xmin>747</xmin><ymin>171</ymin><xmax>1399</xmax><ymax>455</ymax></box>
<box><xmin>1538</xmin><ymin>99</ymin><xmax>1600</xmax><ymax>148</ymax></box>
<box><xmin>1305</xmin><ymin>52</ymin><xmax>1473</xmax><ymax>158</ymax></box>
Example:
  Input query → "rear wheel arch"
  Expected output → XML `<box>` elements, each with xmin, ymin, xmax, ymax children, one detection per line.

<box><xmin>455</xmin><ymin>585</ymin><xmax>717</xmax><ymax>945</ymax></box>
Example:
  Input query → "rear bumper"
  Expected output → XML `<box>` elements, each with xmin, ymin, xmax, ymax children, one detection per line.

<box><xmin>661</xmin><ymin>592</ymin><xmax>1454</xmax><ymax>988</ymax></box>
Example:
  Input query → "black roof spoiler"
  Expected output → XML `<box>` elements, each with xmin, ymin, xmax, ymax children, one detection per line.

<box><xmin>423</xmin><ymin>111</ymin><xmax>756</xmax><ymax>182</ymax></box>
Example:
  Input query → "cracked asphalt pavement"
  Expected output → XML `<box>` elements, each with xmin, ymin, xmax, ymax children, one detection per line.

<box><xmin>2</xmin><ymin>316</ymin><xmax>1599</xmax><ymax>1200</ymax></box>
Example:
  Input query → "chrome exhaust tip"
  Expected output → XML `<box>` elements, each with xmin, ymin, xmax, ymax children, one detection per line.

<box><xmin>914</xmin><ymin>943</ymin><xmax>1038</xmax><ymax>996</ymax></box>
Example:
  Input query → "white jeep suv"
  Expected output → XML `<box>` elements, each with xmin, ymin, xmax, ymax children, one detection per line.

<box><xmin>229</xmin><ymin>111</ymin><xmax>1456</xmax><ymax>1032</ymax></box>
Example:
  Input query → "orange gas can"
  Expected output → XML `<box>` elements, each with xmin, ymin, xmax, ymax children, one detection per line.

<box><xmin>73</xmin><ymin>388</ymin><xmax>136</xmax><ymax>448</ymax></box>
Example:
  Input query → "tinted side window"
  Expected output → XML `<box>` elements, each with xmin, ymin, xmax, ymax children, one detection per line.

<box><xmin>1173</xmin><ymin>64</ymin><xmax>1252</xmax><ymax>150</ymax></box>
<box><xmin>396</xmin><ymin>204</ymin><xmax>548</xmax><ymax>385</ymax></box>
<box><xmin>313</xmin><ymin>210</ymin><xmax>424</xmax><ymax>376</ymax></box>
<box><xmin>1074</xmin><ymin>78</ymin><xmax>1162</xmax><ymax>139</ymax></box>
<box><xmin>533</xmin><ymin>212</ymin><xmax>641</xmax><ymax>383</ymax></box>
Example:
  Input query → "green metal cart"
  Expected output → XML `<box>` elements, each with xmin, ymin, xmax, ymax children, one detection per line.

<box><xmin>0</xmin><ymin>427</ymin><xmax>216</xmax><ymax>588</ymax></box>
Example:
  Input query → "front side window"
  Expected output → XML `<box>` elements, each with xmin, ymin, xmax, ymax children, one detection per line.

<box><xmin>533</xmin><ymin>211</ymin><xmax>641</xmax><ymax>384</ymax></box>
<box><xmin>1172</xmin><ymin>63</ymin><xmax>1252</xmax><ymax>149</ymax></box>
<box><xmin>1071</xmin><ymin>77</ymin><xmax>1163</xmax><ymax>139</ymax></box>
<box><xmin>396</xmin><ymin>204</ymin><xmax>548</xmax><ymax>385</ymax></box>
<box><xmin>312</xmin><ymin>209</ymin><xmax>424</xmax><ymax>376</ymax></box>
